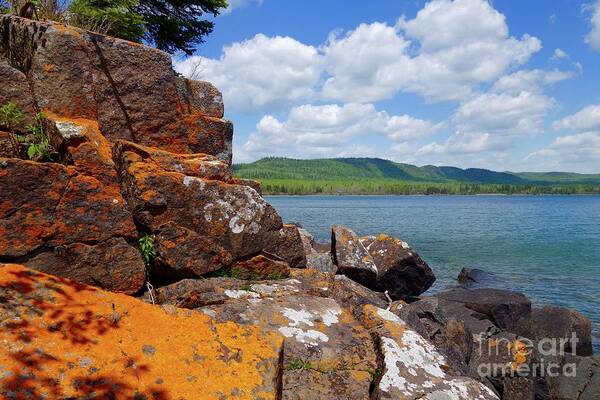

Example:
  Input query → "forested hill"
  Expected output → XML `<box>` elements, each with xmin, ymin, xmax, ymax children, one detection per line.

<box><xmin>233</xmin><ymin>157</ymin><xmax>600</xmax><ymax>195</ymax></box>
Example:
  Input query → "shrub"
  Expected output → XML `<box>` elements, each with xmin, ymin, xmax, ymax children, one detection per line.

<box><xmin>24</xmin><ymin>112</ymin><xmax>53</xmax><ymax>161</ymax></box>
<box><xmin>0</xmin><ymin>101</ymin><xmax>23</xmax><ymax>158</ymax></box>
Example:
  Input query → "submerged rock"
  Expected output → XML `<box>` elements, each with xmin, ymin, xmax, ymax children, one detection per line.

<box><xmin>458</xmin><ymin>267</ymin><xmax>495</xmax><ymax>286</ymax></box>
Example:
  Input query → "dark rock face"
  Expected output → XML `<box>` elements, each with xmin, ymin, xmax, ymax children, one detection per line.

<box><xmin>518</xmin><ymin>305</ymin><xmax>593</xmax><ymax>357</ymax></box>
<box><xmin>436</xmin><ymin>288</ymin><xmax>532</xmax><ymax>332</ymax></box>
<box><xmin>265</xmin><ymin>224</ymin><xmax>307</xmax><ymax>268</ymax></box>
<box><xmin>546</xmin><ymin>355</ymin><xmax>600</xmax><ymax>400</ymax></box>
<box><xmin>363</xmin><ymin>234</ymin><xmax>435</xmax><ymax>299</ymax></box>
<box><xmin>331</xmin><ymin>225</ymin><xmax>378</xmax><ymax>289</ymax></box>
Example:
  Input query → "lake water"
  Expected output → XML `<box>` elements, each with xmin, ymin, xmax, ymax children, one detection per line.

<box><xmin>265</xmin><ymin>195</ymin><xmax>600</xmax><ymax>353</ymax></box>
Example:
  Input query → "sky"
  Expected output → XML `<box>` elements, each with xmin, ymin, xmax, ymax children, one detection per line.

<box><xmin>173</xmin><ymin>0</ymin><xmax>600</xmax><ymax>173</ymax></box>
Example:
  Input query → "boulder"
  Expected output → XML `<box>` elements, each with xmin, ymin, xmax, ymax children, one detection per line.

<box><xmin>436</xmin><ymin>288</ymin><xmax>532</xmax><ymax>333</ymax></box>
<box><xmin>0</xmin><ymin>264</ymin><xmax>283</xmax><ymax>399</ymax></box>
<box><xmin>114</xmin><ymin>144</ymin><xmax>283</xmax><ymax>264</ymax></box>
<box><xmin>203</xmin><ymin>295</ymin><xmax>378</xmax><ymax>397</ymax></box>
<box><xmin>0</xmin><ymin>158</ymin><xmax>144</xmax><ymax>294</ymax></box>
<box><xmin>231</xmin><ymin>254</ymin><xmax>290</xmax><ymax>280</ymax></box>
<box><xmin>282</xmin><ymin>369</ymin><xmax>371</xmax><ymax>400</ymax></box>
<box><xmin>265</xmin><ymin>224</ymin><xmax>307</xmax><ymax>268</ymax></box>
<box><xmin>306</xmin><ymin>252</ymin><xmax>337</xmax><ymax>274</ymax></box>
<box><xmin>331</xmin><ymin>225</ymin><xmax>378</xmax><ymax>289</ymax></box>
<box><xmin>518</xmin><ymin>305</ymin><xmax>593</xmax><ymax>357</ymax></box>
<box><xmin>0</xmin><ymin>60</ymin><xmax>37</xmax><ymax>130</ymax></box>
<box><xmin>360</xmin><ymin>305</ymin><xmax>499</xmax><ymax>399</ymax></box>
<box><xmin>232</xmin><ymin>177</ymin><xmax>262</xmax><ymax>194</ymax></box>
<box><xmin>458</xmin><ymin>267</ymin><xmax>495</xmax><ymax>286</ymax></box>
<box><xmin>546</xmin><ymin>354</ymin><xmax>600</xmax><ymax>400</ymax></box>
<box><xmin>363</xmin><ymin>233</ymin><xmax>435</xmax><ymax>299</ymax></box>
<box><xmin>151</xmin><ymin>277</ymin><xmax>245</xmax><ymax>308</ymax></box>
<box><xmin>0</xmin><ymin>15</ymin><xmax>232</xmax><ymax>159</ymax></box>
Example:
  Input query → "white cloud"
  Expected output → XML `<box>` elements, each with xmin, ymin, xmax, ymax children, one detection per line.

<box><xmin>585</xmin><ymin>0</ymin><xmax>600</xmax><ymax>51</ymax></box>
<box><xmin>490</xmin><ymin>69</ymin><xmax>573</xmax><ymax>95</ymax></box>
<box><xmin>173</xmin><ymin>34</ymin><xmax>321</xmax><ymax>112</ymax></box>
<box><xmin>552</xmin><ymin>48</ymin><xmax>568</xmax><ymax>60</ymax></box>
<box><xmin>526</xmin><ymin>104</ymin><xmax>600</xmax><ymax>172</ymax></box>
<box><xmin>552</xmin><ymin>104</ymin><xmax>600</xmax><ymax>132</ymax></box>
<box><xmin>236</xmin><ymin>103</ymin><xmax>439</xmax><ymax>161</ymax></box>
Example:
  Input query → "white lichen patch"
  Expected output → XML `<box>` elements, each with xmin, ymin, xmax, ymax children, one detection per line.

<box><xmin>377</xmin><ymin>307</ymin><xmax>405</xmax><ymax>324</ymax></box>
<box><xmin>224</xmin><ymin>290</ymin><xmax>259</xmax><ymax>299</ymax></box>
<box><xmin>278</xmin><ymin>327</ymin><xmax>329</xmax><ymax>346</ymax></box>
<box><xmin>379</xmin><ymin>336</ymin><xmax>417</xmax><ymax>394</ymax></box>
<box><xmin>321</xmin><ymin>305</ymin><xmax>342</xmax><ymax>326</ymax></box>
<box><xmin>183</xmin><ymin>175</ymin><xmax>205</xmax><ymax>189</ymax></box>
<box><xmin>281</xmin><ymin>308</ymin><xmax>314</xmax><ymax>327</ymax></box>
<box><xmin>229</xmin><ymin>216</ymin><xmax>245</xmax><ymax>234</ymax></box>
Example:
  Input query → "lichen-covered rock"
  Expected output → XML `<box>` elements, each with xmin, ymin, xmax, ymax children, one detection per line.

<box><xmin>363</xmin><ymin>234</ymin><xmax>435</xmax><ymax>299</ymax></box>
<box><xmin>204</xmin><ymin>295</ymin><xmax>378</xmax><ymax>396</ymax></box>
<box><xmin>232</xmin><ymin>177</ymin><xmax>262</xmax><ymax>194</ymax></box>
<box><xmin>0</xmin><ymin>15</ymin><xmax>232</xmax><ymax>159</ymax></box>
<box><xmin>306</xmin><ymin>252</ymin><xmax>337</xmax><ymax>274</ymax></box>
<box><xmin>361</xmin><ymin>305</ymin><xmax>499</xmax><ymax>399</ymax></box>
<box><xmin>331</xmin><ymin>225</ymin><xmax>378</xmax><ymax>289</ymax></box>
<box><xmin>282</xmin><ymin>369</ymin><xmax>371</xmax><ymax>400</ymax></box>
<box><xmin>232</xmin><ymin>254</ymin><xmax>290</xmax><ymax>280</ymax></box>
<box><xmin>114</xmin><ymin>145</ymin><xmax>283</xmax><ymax>263</ymax></box>
<box><xmin>331</xmin><ymin>275</ymin><xmax>388</xmax><ymax>319</ymax></box>
<box><xmin>0</xmin><ymin>60</ymin><xmax>37</xmax><ymax>129</ymax></box>
<box><xmin>265</xmin><ymin>224</ymin><xmax>307</xmax><ymax>268</ymax></box>
<box><xmin>0</xmin><ymin>264</ymin><xmax>284</xmax><ymax>399</ymax></box>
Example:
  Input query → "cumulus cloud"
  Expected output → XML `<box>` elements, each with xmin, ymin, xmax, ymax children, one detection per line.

<box><xmin>585</xmin><ymin>0</ymin><xmax>600</xmax><ymax>51</ymax></box>
<box><xmin>223</xmin><ymin>0</ymin><xmax>262</xmax><ymax>14</ymax></box>
<box><xmin>236</xmin><ymin>103</ymin><xmax>440</xmax><ymax>161</ymax></box>
<box><xmin>173</xmin><ymin>34</ymin><xmax>321</xmax><ymax>112</ymax></box>
<box><xmin>526</xmin><ymin>104</ymin><xmax>600</xmax><ymax>172</ymax></box>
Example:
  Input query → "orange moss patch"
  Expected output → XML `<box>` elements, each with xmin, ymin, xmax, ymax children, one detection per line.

<box><xmin>0</xmin><ymin>264</ymin><xmax>283</xmax><ymax>399</ymax></box>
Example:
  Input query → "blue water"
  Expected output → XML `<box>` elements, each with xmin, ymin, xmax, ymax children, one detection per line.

<box><xmin>265</xmin><ymin>195</ymin><xmax>600</xmax><ymax>353</ymax></box>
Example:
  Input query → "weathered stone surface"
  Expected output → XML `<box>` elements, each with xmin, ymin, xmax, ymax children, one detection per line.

<box><xmin>232</xmin><ymin>177</ymin><xmax>262</xmax><ymax>194</ymax></box>
<box><xmin>203</xmin><ymin>295</ymin><xmax>378</xmax><ymax>396</ymax></box>
<box><xmin>232</xmin><ymin>254</ymin><xmax>290</xmax><ymax>280</ymax></box>
<box><xmin>265</xmin><ymin>224</ymin><xmax>307</xmax><ymax>268</ymax></box>
<box><xmin>115</xmin><ymin>139</ymin><xmax>232</xmax><ymax>181</ymax></box>
<box><xmin>282</xmin><ymin>369</ymin><xmax>371</xmax><ymax>400</ymax></box>
<box><xmin>363</xmin><ymin>234</ymin><xmax>436</xmax><ymax>299</ymax></box>
<box><xmin>0</xmin><ymin>158</ymin><xmax>136</xmax><ymax>257</ymax></box>
<box><xmin>26</xmin><ymin>237</ymin><xmax>145</xmax><ymax>294</ymax></box>
<box><xmin>436</xmin><ymin>288</ymin><xmax>532</xmax><ymax>332</ymax></box>
<box><xmin>0</xmin><ymin>264</ymin><xmax>284</xmax><ymax>399</ymax></box>
<box><xmin>152</xmin><ymin>277</ymin><xmax>245</xmax><ymax>308</ymax></box>
<box><xmin>546</xmin><ymin>354</ymin><xmax>600</xmax><ymax>400</ymax></box>
<box><xmin>175</xmin><ymin>77</ymin><xmax>224</xmax><ymax>118</ymax></box>
<box><xmin>331</xmin><ymin>225</ymin><xmax>378</xmax><ymax>289</ymax></box>
<box><xmin>153</xmin><ymin>222</ymin><xmax>233</xmax><ymax>281</ymax></box>
<box><xmin>0</xmin><ymin>60</ymin><xmax>37</xmax><ymax>129</ymax></box>
<box><xmin>306</xmin><ymin>252</ymin><xmax>337</xmax><ymax>274</ymax></box>
<box><xmin>1</xmin><ymin>15</ymin><xmax>232</xmax><ymax>158</ymax></box>
<box><xmin>331</xmin><ymin>275</ymin><xmax>388</xmax><ymax>319</ymax></box>
<box><xmin>361</xmin><ymin>305</ymin><xmax>499</xmax><ymax>399</ymax></box>
<box><xmin>503</xmin><ymin>376</ymin><xmax>535</xmax><ymax>400</ymax></box>
<box><xmin>517</xmin><ymin>305</ymin><xmax>593</xmax><ymax>357</ymax></box>
<box><xmin>115</xmin><ymin>146</ymin><xmax>283</xmax><ymax>261</ymax></box>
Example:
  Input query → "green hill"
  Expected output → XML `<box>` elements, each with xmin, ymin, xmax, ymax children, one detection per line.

<box><xmin>233</xmin><ymin>157</ymin><xmax>600</xmax><ymax>195</ymax></box>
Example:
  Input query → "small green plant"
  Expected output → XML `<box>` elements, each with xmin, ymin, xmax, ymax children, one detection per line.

<box><xmin>267</xmin><ymin>271</ymin><xmax>286</xmax><ymax>280</ymax></box>
<box><xmin>1</xmin><ymin>101</ymin><xmax>23</xmax><ymax>158</ymax></box>
<box><xmin>138</xmin><ymin>234</ymin><xmax>156</xmax><ymax>267</ymax></box>
<box><xmin>24</xmin><ymin>112</ymin><xmax>52</xmax><ymax>161</ymax></box>
<box><xmin>240</xmin><ymin>282</ymin><xmax>254</xmax><ymax>292</ymax></box>
<box><xmin>285</xmin><ymin>359</ymin><xmax>316</xmax><ymax>372</ymax></box>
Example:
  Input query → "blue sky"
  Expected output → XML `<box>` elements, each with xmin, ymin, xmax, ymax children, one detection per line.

<box><xmin>174</xmin><ymin>0</ymin><xmax>600</xmax><ymax>173</ymax></box>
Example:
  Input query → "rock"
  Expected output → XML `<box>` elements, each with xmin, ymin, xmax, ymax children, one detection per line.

<box><xmin>546</xmin><ymin>354</ymin><xmax>600</xmax><ymax>400</ymax></box>
<box><xmin>436</xmin><ymin>288</ymin><xmax>532</xmax><ymax>332</ymax></box>
<box><xmin>0</xmin><ymin>264</ymin><xmax>283</xmax><ymax>399</ymax></box>
<box><xmin>363</xmin><ymin>234</ymin><xmax>436</xmax><ymax>299</ymax></box>
<box><xmin>175</xmin><ymin>77</ymin><xmax>224</xmax><ymax>118</ymax></box>
<box><xmin>203</xmin><ymin>295</ymin><xmax>378</xmax><ymax>397</ymax></box>
<box><xmin>0</xmin><ymin>60</ymin><xmax>37</xmax><ymax>129</ymax></box>
<box><xmin>232</xmin><ymin>177</ymin><xmax>262</xmax><ymax>194</ymax></box>
<box><xmin>231</xmin><ymin>254</ymin><xmax>290</xmax><ymax>280</ymax></box>
<box><xmin>26</xmin><ymin>237</ymin><xmax>145</xmax><ymax>294</ymax></box>
<box><xmin>458</xmin><ymin>267</ymin><xmax>495</xmax><ymax>286</ymax></box>
<box><xmin>152</xmin><ymin>277</ymin><xmax>245</xmax><ymax>308</ymax></box>
<box><xmin>503</xmin><ymin>376</ymin><xmax>535</xmax><ymax>400</ymax></box>
<box><xmin>1</xmin><ymin>16</ymin><xmax>232</xmax><ymax>159</ymax></box>
<box><xmin>114</xmin><ymin>144</ymin><xmax>283</xmax><ymax>262</ymax></box>
<box><xmin>331</xmin><ymin>225</ymin><xmax>378</xmax><ymax>290</ymax></box>
<box><xmin>153</xmin><ymin>222</ymin><xmax>233</xmax><ymax>282</ymax></box>
<box><xmin>517</xmin><ymin>305</ymin><xmax>593</xmax><ymax>357</ymax></box>
<box><xmin>306</xmin><ymin>252</ymin><xmax>337</xmax><ymax>274</ymax></box>
<box><xmin>282</xmin><ymin>369</ymin><xmax>371</xmax><ymax>400</ymax></box>
<box><xmin>331</xmin><ymin>275</ymin><xmax>388</xmax><ymax>319</ymax></box>
<box><xmin>360</xmin><ymin>305</ymin><xmax>499</xmax><ymax>399</ymax></box>
<box><xmin>265</xmin><ymin>224</ymin><xmax>307</xmax><ymax>268</ymax></box>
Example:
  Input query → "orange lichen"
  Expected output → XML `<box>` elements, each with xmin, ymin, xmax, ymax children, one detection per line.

<box><xmin>0</xmin><ymin>264</ymin><xmax>283</xmax><ymax>399</ymax></box>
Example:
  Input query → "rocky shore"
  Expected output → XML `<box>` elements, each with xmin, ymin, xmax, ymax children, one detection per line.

<box><xmin>0</xmin><ymin>15</ymin><xmax>597</xmax><ymax>399</ymax></box>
